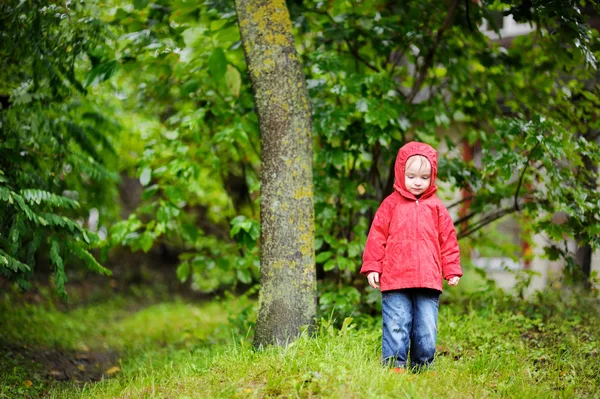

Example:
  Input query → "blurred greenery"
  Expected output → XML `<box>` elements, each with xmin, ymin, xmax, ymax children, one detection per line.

<box><xmin>0</xmin><ymin>0</ymin><xmax>599</xmax><ymax>319</ymax></box>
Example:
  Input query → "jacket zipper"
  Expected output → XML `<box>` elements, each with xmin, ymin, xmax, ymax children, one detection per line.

<box><xmin>416</xmin><ymin>198</ymin><xmax>420</xmax><ymax>286</ymax></box>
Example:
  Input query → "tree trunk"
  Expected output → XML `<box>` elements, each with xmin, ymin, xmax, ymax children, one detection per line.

<box><xmin>234</xmin><ymin>0</ymin><xmax>316</xmax><ymax>346</ymax></box>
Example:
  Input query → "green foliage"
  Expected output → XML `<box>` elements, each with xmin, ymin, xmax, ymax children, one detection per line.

<box><xmin>293</xmin><ymin>0</ymin><xmax>600</xmax><ymax>295</ymax></box>
<box><xmin>0</xmin><ymin>0</ymin><xmax>119</xmax><ymax>294</ymax></box>
<box><xmin>4</xmin><ymin>0</ymin><xmax>600</xmax><ymax>298</ymax></box>
<box><xmin>96</xmin><ymin>0</ymin><xmax>261</xmax><ymax>292</ymax></box>
<box><xmin>82</xmin><ymin>0</ymin><xmax>599</xmax><ymax>299</ymax></box>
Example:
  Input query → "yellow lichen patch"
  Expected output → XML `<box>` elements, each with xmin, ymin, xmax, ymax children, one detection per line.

<box><xmin>265</xmin><ymin>33</ymin><xmax>290</xmax><ymax>46</ymax></box>
<box><xmin>269</xmin><ymin>259</ymin><xmax>286</xmax><ymax>270</ymax></box>
<box><xmin>262</xmin><ymin>58</ymin><xmax>275</xmax><ymax>70</ymax></box>
<box><xmin>299</xmin><ymin>232</ymin><xmax>313</xmax><ymax>256</ymax></box>
<box><xmin>293</xmin><ymin>186</ymin><xmax>312</xmax><ymax>200</ymax></box>
<box><xmin>246</xmin><ymin>0</ymin><xmax>293</xmax><ymax>46</ymax></box>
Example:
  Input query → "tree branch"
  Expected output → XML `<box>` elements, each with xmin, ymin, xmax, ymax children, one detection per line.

<box><xmin>454</xmin><ymin>209</ymin><xmax>479</xmax><ymax>228</ymax></box>
<box><xmin>307</xmin><ymin>9</ymin><xmax>380</xmax><ymax>73</ymax></box>
<box><xmin>457</xmin><ymin>206</ymin><xmax>518</xmax><ymax>239</ymax></box>
<box><xmin>407</xmin><ymin>0</ymin><xmax>460</xmax><ymax>103</ymax></box>
<box><xmin>447</xmin><ymin>195</ymin><xmax>475</xmax><ymax>210</ymax></box>
<box><xmin>514</xmin><ymin>141</ymin><xmax>540</xmax><ymax>211</ymax></box>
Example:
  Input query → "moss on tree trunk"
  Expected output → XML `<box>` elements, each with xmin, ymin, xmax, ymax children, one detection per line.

<box><xmin>234</xmin><ymin>0</ymin><xmax>316</xmax><ymax>346</ymax></box>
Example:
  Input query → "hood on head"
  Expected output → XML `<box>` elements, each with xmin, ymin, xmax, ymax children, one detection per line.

<box><xmin>393</xmin><ymin>141</ymin><xmax>438</xmax><ymax>200</ymax></box>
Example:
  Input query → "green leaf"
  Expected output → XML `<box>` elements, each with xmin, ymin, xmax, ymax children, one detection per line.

<box><xmin>226</xmin><ymin>65</ymin><xmax>242</xmax><ymax>97</ymax></box>
<box><xmin>84</xmin><ymin>60</ymin><xmax>119</xmax><ymax>88</ymax></box>
<box><xmin>20</xmin><ymin>189</ymin><xmax>80</xmax><ymax>209</ymax></box>
<box><xmin>176</xmin><ymin>262</ymin><xmax>191</xmax><ymax>283</ymax></box>
<box><xmin>347</xmin><ymin>242</ymin><xmax>361</xmax><ymax>258</ymax></box>
<box><xmin>111</xmin><ymin>221</ymin><xmax>129</xmax><ymax>243</ymax></box>
<box><xmin>164</xmin><ymin>185</ymin><xmax>184</xmax><ymax>205</ymax></box>
<box><xmin>133</xmin><ymin>0</ymin><xmax>150</xmax><ymax>10</ymax></box>
<box><xmin>182</xmin><ymin>27</ymin><xmax>205</xmax><ymax>48</ymax></box>
<box><xmin>237</xmin><ymin>268</ymin><xmax>252</xmax><ymax>284</ymax></box>
<box><xmin>50</xmin><ymin>240</ymin><xmax>64</xmax><ymax>268</ymax></box>
<box><xmin>142</xmin><ymin>185</ymin><xmax>159</xmax><ymax>200</ymax></box>
<box><xmin>139</xmin><ymin>167</ymin><xmax>152</xmax><ymax>186</ymax></box>
<box><xmin>338</xmin><ymin>257</ymin><xmax>354</xmax><ymax>271</ymax></box>
<box><xmin>315</xmin><ymin>251</ymin><xmax>333</xmax><ymax>263</ymax></box>
<box><xmin>181</xmin><ymin>223</ymin><xmax>199</xmax><ymax>243</ymax></box>
<box><xmin>208</xmin><ymin>48</ymin><xmax>227</xmax><ymax>81</ymax></box>
<box><xmin>0</xmin><ymin>250</ymin><xmax>30</xmax><ymax>272</ymax></box>
<box><xmin>139</xmin><ymin>232</ymin><xmax>154</xmax><ymax>253</ymax></box>
<box><xmin>181</xmin><ymin>79</ymin><xmax>200</xmax><ymax>96</ymax></box>
<box><xmin>66</xmin><ymin>243</ymin><xmax>111</xmax><ymax>276</ymax></box>
<box><xmin>248</xmin><ymin>223</ymin><xmax>260</xmax><ymax>241</ymax></box>
<box><xmin>0</xmin><ymin>186</ymin><xmax>11</xmax><ymax>202</ymax></box>
<box><xmin>323</xmin><ymin>259</ymin><xmax>337</xmax><ymax>272</ymax></box>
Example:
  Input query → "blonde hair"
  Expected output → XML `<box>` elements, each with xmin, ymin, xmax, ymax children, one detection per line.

<box><xmin>405</xmin><ymin>155</ymin><xmax>431</xmax><ymax>173</ymax></box>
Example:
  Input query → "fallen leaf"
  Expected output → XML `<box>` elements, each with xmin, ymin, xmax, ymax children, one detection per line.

<box><xmin>105</xmin><ymin>366</ymin><xmax>121</xmax><ymax>375</ymax></box>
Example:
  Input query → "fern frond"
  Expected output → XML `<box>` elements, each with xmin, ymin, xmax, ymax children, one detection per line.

<box><xmin>40</xmin><ymin>213</ymin><xmax>79</xmax><ymax>233</ymax></box>
<box><xmin>0</xmin><ymin>249</ymin><xmax>30</xmax><ymax>273</ymax></box>
<box><xmin>69</xmin><ymin>153</ymin><xmax>119</xmax><ymax>182</ymax></box>
<box><xmin>26</xmin><ymin>230</ymin><xmax>44</xmax><ymax>267</ymax></box>
<box><xmin>8</xmin><ymin>215</ymin><xmax>22</xmax><ymax>256</ymax></box>
<box><xmin>0</xmin><ymin>186</ymin><xmax>12</xmax><ymax>203</ymax></box>
<box><xmin>20</xmin><ymin>189</ymin><xmax>80</xmax><ymax>209</ymax></box>
<box><xmin>84</xmin><ymin>124</ymin><xmax>117</xmax><ymax>156</ymax></box>
<box><xmin>65</xmin><ymin>241</ymin><xmax>111</xmax><ymax>276</ymax></box>
<box><xmin>81</xmin><ymin>111</ymin><xmax>107</xmax><ymax>125</ymax></box>
<box><xmin>50</xmin><ymin>239</ymin><xmax>68</xmax><ymax>298</ymax></box>
<box><xmin>40</xmin><ymin>213</ymin><xmax>99</xmax><ymax>244</ymax></box>
<box><xmin>50</xmin><ymin>239</ymin><xmax>64</xmax><ymax>269</ymax></box>
<box><xmin>11</xmin><ymin>193</ymin><xmax>39</xmax><ymax>223</ymax></box>
<box><xmin>64</xmin><ymin>120</ymin><xmax>102</xmax><ymax>162</ymax></box>
<box><xmin>81</xmin><ymin>110</ymin><xmax>121</xmax><ymax>134</ymax></box>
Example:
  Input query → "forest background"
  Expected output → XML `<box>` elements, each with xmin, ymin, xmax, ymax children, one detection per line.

<box><xmin>1</xmin><ymin>0</ymin><xmax>600</xmax><ymax>398</ymax></box>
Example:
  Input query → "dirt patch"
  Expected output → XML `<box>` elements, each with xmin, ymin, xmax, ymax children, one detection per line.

<box><xmin>0</xmin><ymin>344</ymin><xmax>120</xmax><ymax>385</ymax></box>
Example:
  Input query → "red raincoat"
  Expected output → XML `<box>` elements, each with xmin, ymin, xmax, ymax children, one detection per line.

<box><xmin>360</xmin><ymin>142</ymin><xmax>462</xmax><ymax>292</ymax></box>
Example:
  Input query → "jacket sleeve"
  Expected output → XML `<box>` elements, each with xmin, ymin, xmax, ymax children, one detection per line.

<box><xmin>438</xmin><ymin>205</ymin><xmax>462</xmax><ymax>280</ymax></box>
<box><xmin>360</xmin><ymin>195</ymin><xmax>395</xmax><ymax>276</ymax></box>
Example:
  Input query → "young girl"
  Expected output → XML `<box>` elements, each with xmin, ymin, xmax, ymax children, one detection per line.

<box><xmin>361</xmin><ymin>141</ymin><xmax>462</xmax><ymax>371</ymax></box>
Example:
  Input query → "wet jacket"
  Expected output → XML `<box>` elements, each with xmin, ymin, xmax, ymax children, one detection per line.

<box><xmin>360</xmin><ymin>142</ymin><xmax>462</xmax><ymax>292</ymax></box>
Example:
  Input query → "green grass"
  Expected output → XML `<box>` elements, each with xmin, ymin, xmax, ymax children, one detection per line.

<box><xmin>1</xmin><ymin>289</ymin><xmax>599</xmax><ymax>399</ymax></box>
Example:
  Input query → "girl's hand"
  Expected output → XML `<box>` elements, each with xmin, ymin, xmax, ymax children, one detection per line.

<box><xmin>447</xmin><ymin>276</ymin><xmax>460</xmax><ymax>286</ymax></box>
<box><xmin>367</xmin><ymin>272</ymin><xmax>380</xmax><ymax>289</ymax></box>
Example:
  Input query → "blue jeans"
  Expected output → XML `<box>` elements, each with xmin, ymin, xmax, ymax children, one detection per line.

<box><xmin>381</xmin><ymin>288</ymin><xmax>440</xmax><ymax>369</ymax></box>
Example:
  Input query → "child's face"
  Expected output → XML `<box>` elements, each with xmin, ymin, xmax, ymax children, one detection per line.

<box><xmin>404</xmin><ymin>155</ymin><xmax>431</xmax><ymax>197</ymax></box>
